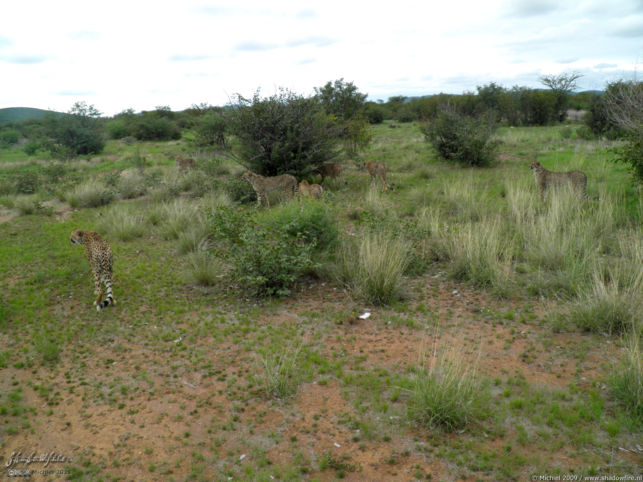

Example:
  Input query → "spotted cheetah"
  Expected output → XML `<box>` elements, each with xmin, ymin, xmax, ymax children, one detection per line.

<box><xmin>70</xmin><ymin>229</ymin><xmax>115</xmax><ymax>312</ymax></box>
<box><xmin>529</xmin><ymin>161</ymin><xmax>588</xmax><ymax>202</ymax></box>
<box><xmin>241</xmin><ymin>171</ymin><xmax>298</xmax><ymax>208</ymax></box>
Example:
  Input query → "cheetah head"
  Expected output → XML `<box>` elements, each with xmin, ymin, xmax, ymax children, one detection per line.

<box><xmin>529</xmin><ymin>161</ymin><xmax>542</xmax><ymax>172</ymax></box>
<box><xmin>70</xmin><ymin>229</ymin><xmax>87</xmax><ymax>245</ymax></box>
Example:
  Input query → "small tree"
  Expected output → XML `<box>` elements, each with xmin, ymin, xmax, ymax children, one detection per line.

<box><xmin>420</xmin><ymin>106</ymin><xmax>499</xmax><ymax>167</ymax></box>
<box><xmin>230</xmin><ymin>88</ymin><xmax>340</xmax><ymax>177</ymax></box>
<box><xmin>193</xmin><ymin>110</ymin><xmax>227</xmax><ymax>147</ymax></box>
<box><xmin>540</xmin><ymin>72</ymin><xmax>583</xmax><ymax>122</ymax></box>
<box><xmin>314</xmin><ymin>78</ymin><xmax>367</xmax><ymax>120</ymax></box>
<box><xmin>46</xmin><ymin>102</ymin><xmax>105</xmax><ymax>158</ymax></box>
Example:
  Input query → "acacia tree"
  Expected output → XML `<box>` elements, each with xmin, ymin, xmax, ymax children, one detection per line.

<box><xmin>540</xmin><ymin>72</ymin><xmax>583</xmax><ymax>122</ymax></box>
<box><xmin>230</xmin><ymin>88</ymin><xmax>340</xmax><ymax>177</ymax></box>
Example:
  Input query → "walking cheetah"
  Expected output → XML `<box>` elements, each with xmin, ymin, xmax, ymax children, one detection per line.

<box><xmin>70</xmin><ymin>229</ymin><xmax>115</xmax><ymax>312</ymax></box>
<box><xmin>363</xmin><ymin>161</ymin><xmax>389</xmax><ymax>191</ymax></box>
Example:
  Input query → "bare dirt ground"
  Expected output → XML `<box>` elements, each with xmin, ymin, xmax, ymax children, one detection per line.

<box><xmin>2</xmin><ymin>275</ymin><xmax>634</xmax><ymax>481</ymax></box>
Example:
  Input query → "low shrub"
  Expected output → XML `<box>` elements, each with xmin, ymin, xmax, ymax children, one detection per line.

<box><xmin>420</xmin><ymin>107</ymin><xmax>499</xmax><ymax>167</ymax></box>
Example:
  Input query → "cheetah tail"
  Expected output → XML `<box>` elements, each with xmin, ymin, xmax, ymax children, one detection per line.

<box><xmin>96</xmin><ymin>283</ymin><xmax>114</xmax><ymax>312</ymax></box>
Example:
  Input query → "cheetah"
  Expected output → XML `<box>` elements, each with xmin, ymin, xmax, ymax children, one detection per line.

<box><xmin>363</xmin><ymin>161</ymin><xmax>389</xmax><ymax>191</ymax></box>
<box><xmin>70</xmin><ymin>229</ymin><xmax>115</xmax><ymax>312</ymax></box>
<box><xmin>241</xmin><ymin>171</ymin><xmax>298</xmax><ymax>208</ymax></box>
<box><xmin>529</xmin><ymin>161</ymin><xmax>588</xmax><ymax>202</ymax></box>
<box><xmin>313</xmin><ymin>162</ymin><xmax>346</xmax><ymax>185</ymax></box>
<box><xmin>176</xmin><ymin>156</ymin><xmax>196</xmax><ymax>171</ymax></box>
<box><xmin>298</xmin><ymin>180</ymin><xmax>324</xmax><ymax>200</ymax></box>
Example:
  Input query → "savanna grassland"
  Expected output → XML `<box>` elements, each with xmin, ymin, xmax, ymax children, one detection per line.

<box><xmin>0</xmin><ymin>122</ymin><xmax>641</xmax><ymax>481</ymax></box>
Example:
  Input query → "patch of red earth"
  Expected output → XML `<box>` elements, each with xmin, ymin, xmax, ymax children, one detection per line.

<box><xmin>0</xmin><ymin>279</ymin><xmax>632</xmax><ymax>480</ymax></box>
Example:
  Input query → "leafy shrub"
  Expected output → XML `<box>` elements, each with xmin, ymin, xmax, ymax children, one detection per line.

<box><xmin>420</xmin><ymin>107</ymin><xmax>499</xmax><ymax>167</ymax></box>
<box><xmin>23</xmin><ymin>140</ymin><xmax>41</xmax><ymax>156</ymax></box>
<box><xmin>131</xmin><ymin>116</ymin><xmax>181</xmax><ymax>141</ymax></box>
<box><xmin>15</xmin><ymin>170</ymin><xmax>40</xmax><ymax>194</ymax></box>
<box><xmin>45</xmin><ymin>102</ymin><xmax>105</xmax><ymax>157</ymax></box>
<box><xmin>192</xmin><ymin>111</ymin><xmax>227</xmax><ymax>147</ymax></box>
<box><xmin>230</xmin><ymin>88</ymin><xmax>340</xmax><ymax>177</ymax></box>
<box><xmin>365</xmin><ymin>104</ymin><xmax>385</xmax><ymax>124</ymax></box>
<box><xmin>210</xmin><ymin>206</ymin><xmax>314</xmax><ymax>297</ymax></box>
<box><xmin>233</xmin><ymin>226</ymin><xmax>314</xmax><ymax>297</ymax></box>
<box><xmin>614</xmin><ymin>132</ymin><xmax>643</xmax><ymax>184</ymax></box>
<box><xmin>575</xmin><ymin>125</ymin><xmax>595</xmax><ymax>140</ymax></box>
<box><xmin>222</xmin><ymin>177</ymin><xmax>256</xmax><ymax>204</ymax></box>
<box><xmin>0</xmin><ymin>129</ymin><xmax>20</xmax><ymax>146</ymax></box>
<box><xmin>259</xmin><ymin>199</ymin><xmax>338</xmax><ymax>253</ymax></box>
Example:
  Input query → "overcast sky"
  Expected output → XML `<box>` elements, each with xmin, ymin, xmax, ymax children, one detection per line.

<box><xmin>1</xmin><ymin>0</ymin><xmax>641</xmax><ymax>116</ymax></box>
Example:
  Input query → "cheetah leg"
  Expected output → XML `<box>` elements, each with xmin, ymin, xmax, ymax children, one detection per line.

<box><xmin>93</xmin><ymin>271</ymin><xmax>103</xmax><ymax>307</ymax></box>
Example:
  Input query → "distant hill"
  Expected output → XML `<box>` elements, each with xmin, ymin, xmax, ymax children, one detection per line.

<box><xmin>0</xmin><ymin>107</ymin><xmax>64</xmax><ymax>125</ymax></box>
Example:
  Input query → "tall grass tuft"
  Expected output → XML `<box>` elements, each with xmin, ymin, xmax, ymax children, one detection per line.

<box><xmin>258</xmin><ymin>344</ymin><xmax>303</xmax><ymax>400</ymax></box>
<box><xmin>559</xmin><ymin>265</ymin><xmax>642</xmax><ymax>335</ymax></box>
<box><xmin>65</xmin><ymin>179</ymin><xmax>114</xmax><ymax>208</ymax></box>
<box><xmin>610</xmin><ymin>332</ymin><xmax>643</xmax><ymax>424</ymax></box>
<box><xmin>445</xmin><ymin>217</ymin><xmax>514</xmax><ymax>296</ymax></box>
<box><xmin>337</xmin><ymin>232</ymin><xmax>410</xmax><ymax>305</ymax></box>
<box><xmin>404</xmin><ymin>342</ymin><xmax>489</xmax><ymax>431</ymax></box>
<box><xmin>183</xmin><ymin>251</ymin><xmax>223</xmax><ymax>286</ymax></box>
<box><xmin>117</xmin><ymin>170</ymin><xmax>148</xmax><ymax>199</ymax></box>
<box><xmin>160</xmin><ymin>199</ymin><xmax>201</xmax><ymax>240</ymax></box>
<box><xmin>99</xmin><ymin>206</ymin><xmax>147</xmax><ymax>241</ymax></box>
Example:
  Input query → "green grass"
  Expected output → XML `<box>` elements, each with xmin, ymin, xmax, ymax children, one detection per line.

<box><xmin>0</xmin><ymin>122</ymin><xmax>641</xmax><ymax>480</ymax></box>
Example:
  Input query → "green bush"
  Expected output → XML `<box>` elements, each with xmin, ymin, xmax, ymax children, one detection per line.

<box><xmin>259</xmin><ymin>199</ymin><xmax>338</xmax><ymax>253</ymax></box>
<box><xmin>221</xmin><ymin>177</ymin><xmax>256</xmax><ymax>204</ymax></box>
<box><xmin>0</xmin><ymin>129</ymin><xmax>20</xmax><ymax>146</ymax></box>
<box><xmin>233</xmin><ymin>226</ymin><xmax>314</xmax><ymax>297</ymax></box>
<box><xmin>420</xmin><ymin>107</ymin><xmax>499</xmax><ymax>167</ymax></box>
<box><xmin>614</xmin><ymin>132</ymin><xmax>643</xmax><ymax>184</ymax></box>
<box><xmin>230</xmin><ymin>88</ymin><xmax>340</xmax><ymax>177</ymax></box>
<box><xmin>15</xmin><ymin>170</ymin><xmax>40</xmax><ymax>194</ymax></box>
<box><xmin>45</xmin><ymin>102</ymin><xmax>105</xmax><ymax>157</ymax></box>
<box><xmin>210</xmin><ymin>206</ymin><xmax>314</xmax><ymax>297</ymax></box>
<box><xmin>192</xmin><ymin>111</ymin><xmax>227</xmax><ymax>147</ymax></box>
<box><xmin>365</xmin><ymin>104</ymin><xmax>385</xmax><ymax>124</ymax></box>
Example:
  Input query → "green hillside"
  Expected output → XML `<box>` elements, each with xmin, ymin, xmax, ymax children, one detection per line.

<box><xmin>0</xmin><ymin>107</ymin><xmax>63</xmax><ymax>125</ymax></box>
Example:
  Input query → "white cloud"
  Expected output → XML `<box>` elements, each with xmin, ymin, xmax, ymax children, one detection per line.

<box><xmin>0</xmin><ymin>0</ymin><xmax>641</xmax><ymax>114</ymax></box>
